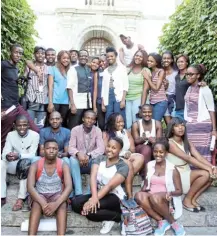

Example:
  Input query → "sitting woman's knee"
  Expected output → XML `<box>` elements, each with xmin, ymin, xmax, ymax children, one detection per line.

<box><xmin>201</xmin><ymin>170</ymin><xmax>210</xmax><ymax>181</ymax></box>
<box><xmin>58</xmin><ymin>202</ymin><xmax>67</xmax><ymax>211</ymax></box>
<box><xmin>150</xmin><ymin>194</ymin><xmax>164</xmax><ymax>205</ymax></box>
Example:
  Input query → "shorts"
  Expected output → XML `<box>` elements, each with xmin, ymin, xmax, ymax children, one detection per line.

<box><xmin>28</xmin><ymin>191</ymin><xmax>62</xmax><ymax>208</ymax></box>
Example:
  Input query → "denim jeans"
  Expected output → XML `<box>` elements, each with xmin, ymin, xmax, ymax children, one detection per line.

<box><xmin>27</xmin><ymin>109</ymin><xmax>46</xmax><ymax>129</ymax></box>
<box><xmin>151</xmin><ymin>100</ymin><xmax>168</xmax><ymax>121</ymax></box>
<box><xmin>69</xmin><ymin>156</ymin><xmax>92</xmax><ymax>197</ymax></box>
<box><xmin>174</xmin><ymin>109</ymin><xmax>184</xmax><ymax>121</ymax></box>
<box><xmin>125</xmin><ymin>98</ymin><xmax>141</xmax><ymax>129</ymax></box>
<box><xmin>105</xmin><ymin>88</ymin><xmax>126</xmax><ymax>125</ymax></box>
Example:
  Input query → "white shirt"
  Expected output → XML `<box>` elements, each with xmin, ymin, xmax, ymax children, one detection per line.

<box><xmin>184</xmin><ymin>86</ymin><xmax>215</xmax><ymax>122</ymax></box>
<box><xmin>123</xmin><ymin>43</ymin><xmax>138</xmax><ymax>66</ymax></box>
<box><xmin>2</xmin><ymin>130</ymin><xmax>39</xmax><ymax>161</ymax></box>
<box><xmin>101</xmin><ymin>64</ymin><xmax>129</xmax><ymax>106</ymax></box>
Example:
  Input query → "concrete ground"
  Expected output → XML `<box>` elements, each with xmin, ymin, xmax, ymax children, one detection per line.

<box><xmin>1</xmin><ymin>226</ymin><xmax>217</xmax><ymax>235</ymax></box>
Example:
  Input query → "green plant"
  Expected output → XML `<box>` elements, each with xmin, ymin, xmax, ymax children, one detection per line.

<box><xmin>159</xmin><ymin>0</ymin><xmax>217</xmax><ymax>100</ymax></box>
<box><xmin>1</xmin><ymin>0</ymin><xmax>37</xmax><ymax>74</ymax></box>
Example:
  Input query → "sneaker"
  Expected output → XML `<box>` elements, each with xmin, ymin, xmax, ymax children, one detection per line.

<box><xmin>171</xmin><ymin>222</ymin><xmax>186</xmax><ymax>236</ymax></box>
<box><xmin>100</xmin><ymin>221</ymin><xmax>115</xmax><ymax>234</ymax></box>
<box><xmin>121</xmin><ymin>222</ymin><xmax>126</xmax><ymax>236</ymax></box>
<box><xmin>154</xmin><ymin>220</ymin><xmax>171</xmax><ymax>236</ymax></box>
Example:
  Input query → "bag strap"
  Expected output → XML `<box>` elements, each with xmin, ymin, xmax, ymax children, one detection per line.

<box><xmin>36</xmin><ymin>157</ymin><xmax>45</xmax><ymax>181</ymax></box>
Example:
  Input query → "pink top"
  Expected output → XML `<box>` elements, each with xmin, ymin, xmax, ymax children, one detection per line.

<box><xmin>149</xmin><ymin>175</ymin><xmax>167</xmax><ymax>194</ymax></box>
<box><xmin>150</xmin><ymin>69</ymin><xmax>167</xmax><ymax>104</ymax></box>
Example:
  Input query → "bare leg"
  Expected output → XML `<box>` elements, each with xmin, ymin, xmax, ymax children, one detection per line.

<box><xmin>191</xmin><ymin>180</ymin><xmax>211</xmax><ymax>206</ymax></box>
<box><xmin>28</xmin><ymin>201</ymin><xmax>42</xmax><ymax>235</ymax></box>
<box><xmin>56</xmin><ymin>202</ymin><xmax>67</xmax><ymax>236</ymax></box>
<box><xmin>150</xmin><ymin>193</ymin><xmax>175</xmax><ymax>224</ymax></box>
<box><xmin>135</xmin><ymin>192</ymin><xmax>162</xmax><ymax>221</ymax></box>
<box><xmin>123</xmin><ymin>159</ymin><xmax>134</xmax><ymax>198</ymax></box>
<box><xmin>164</xmin><ymin>116</ymin><xmax>171</xmax><ymax>125</ymax></box>
<box><xmin>183</xmin><ymin>170</ymin><xmax>210</xmax><ymax>208</ymax></box>
<box><xmin>129</xmin><ymin>153</ymin><xmax>145</xmax><ymax>174</ymax></box>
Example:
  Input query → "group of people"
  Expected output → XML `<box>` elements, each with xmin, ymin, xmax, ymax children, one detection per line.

<box><xmin>1</xmin><ymin>33</ymin><xmax>217</xmax><ymax>236</ymax></box>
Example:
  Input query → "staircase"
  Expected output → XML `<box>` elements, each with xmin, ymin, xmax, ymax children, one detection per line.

<box><xmin>1</xmin><ymin>174</ymin><xmax>217</xmax><ymax>235</ymax></box>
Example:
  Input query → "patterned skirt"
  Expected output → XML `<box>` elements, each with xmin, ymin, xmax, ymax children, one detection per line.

<box><xmin>186</xmin><ymin>120</ymin><xmax>212</xmax><ymax>162</ymax></box>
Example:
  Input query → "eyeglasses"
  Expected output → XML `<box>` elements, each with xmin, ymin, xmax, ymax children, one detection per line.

<box><xmin>185</xmin><ymin>73</ymin><xmax>198</xmax><ymax>77</ymax></box>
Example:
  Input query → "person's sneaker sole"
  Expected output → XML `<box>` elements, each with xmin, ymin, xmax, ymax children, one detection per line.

<box><xmin>154</xmin><ymin>225</ymin><xmax>171</xmax><ymax>236</ymax></box>
<box><xmin>100</xmin><ymin>221</ymin><xmax>115</xmax><ymax>234</ymax></box>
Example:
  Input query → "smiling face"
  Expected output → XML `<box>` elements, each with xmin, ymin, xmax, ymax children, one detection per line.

<box><xmin>141</xmin><ymin>106</ymin><xmax>152</xmax><ymax>122</ymax></box>
<box><xmin>106</xmin><ymin>51</ymin><xmax>117</xmax><ymax>65</ymax></box>
<box><xmin>60</xmin><ymin>52</ymin><xmax>70</xmax><ymax>67</ymax></box>
<box><xmin>70</xmin><ymin>51</ymin><xmax>78</xmax><ymax>63</ymax></box>
<box><xmin>105</xmin><ymin>139</ymin><xmax>122</xmax><ymax>159</ymax></box>
<box><xmin>79</xmin><ymin>50</ymin><xmax>89</xmax><ymax>65</ymax></box>
<box><xmin>44</xmin><ymin>142</ymin><xmax>59</xmax><ymax>161</ymax></box>
<box><xmin>147</xmin><ymin>56</ymin><xmax>157</xmax><ymax>69</ymax></box>
<box><xmin>186</xmin><ymin>67</ymin><xmax>200</xmax><ymax>84</ymax></box>
<box><xmin>176</xmin><ymin>56</ymin><xmax>188</xmax><ymax>71</ymax></box>
<box><xmin>114</xmin><ymin>115</ymin><xmax>124</xmax><ymax>132</ymax></box>
<box><xmin>15</xmin><ymin>119</ymin><xmax>29</xmax><ymax>136</ymax></box>
<box><xmin>35</xmin><ymin>49</ymin><xmax>45</xmax><ymax>63</ymax></box>
<box><xmin>91</xmin><ymin>58</ymin><xmax>100</xmax><ymax>71</ymax></box>
<box><xmin>162</xmin><ymin>53</ymin><xmax>173</xmax><ymax>68</ymax></box>
<box><xmin>153</xmin><ymin>144</ymin><xmax>167</xmax><ymax>163</ymax></box>
<box><xmin>45</xmin><ymin>50</ymin><xmax>56</xmax><ymax>64</ymax></box>
<box><xmin>10</xmin><ymin>46</ymin><xmax>23</xmax><ymax>64</ymax></box>
<box><xmin>134</xmin><ymin>51</ymin><xmax>143</xmax><ymax>65</ymax></box>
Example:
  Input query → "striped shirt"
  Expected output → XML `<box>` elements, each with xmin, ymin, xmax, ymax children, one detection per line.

<box><xmin>26</xmin><ymin>65</ymin><xmax>49</xmax><ymax>104</ymax></box>
<box><xmin>150</xmin><ymin>69</ymin><xmax>167</xmax><ymax>104</ymax></box>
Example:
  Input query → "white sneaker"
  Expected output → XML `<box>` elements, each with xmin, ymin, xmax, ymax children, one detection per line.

<box><xmin>121</xmin><ymin>222</ymin><xmax>126</xmax><ymax>236</ymax></box>
<box><xmin>100</xmin><ymin>221</ymin><xmax>115</xmax><ymax>234</ymax></box>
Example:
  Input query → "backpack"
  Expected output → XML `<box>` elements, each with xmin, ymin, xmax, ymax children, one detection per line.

<box><xmin>120</xmin><ymin>198</ymin><xmax>152</xmax><ymax>236</ymax></box>
<box><xmin>36</xmin><ymin>157</ymin><xmax>63</xmax><ymax>181</ymax></box>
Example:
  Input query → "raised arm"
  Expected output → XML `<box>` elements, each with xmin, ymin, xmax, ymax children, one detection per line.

<box><xmin>143</xmin><ymin>70</ymin><xmax>165</xmax><ymax>92</ymax></box>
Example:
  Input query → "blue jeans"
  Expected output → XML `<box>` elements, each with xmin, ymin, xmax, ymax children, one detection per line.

<box><xmin>125</xmin><ymin>98</ymin><xmax>141</xmax><ymax>129</ymax></box>
<box><xmin>174</xmin><ymin>109</ymin><xmax>184</xmax><ymax>121</ymax></box>
<box><xmin>27</xmin><ymin>109</ymin><xmax>46</xmax><ymax>129</ymax></box>
<box><xmin>151</xmin><ymin>100</ymin><xmax>168</xmax><ymax>121</ymax></box>
<box><xmin>105</xmin><ymin>88</ymin><xmax>126</xmax><ymax>124</ymax></box>
<box><xmin>69</xmin><ymin>156</ymin><xmax>92</xmax><ymax>197</ymax></box>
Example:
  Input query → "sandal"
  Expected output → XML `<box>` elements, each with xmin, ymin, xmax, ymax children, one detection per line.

<box><xmin>183</xmin><ymin>204</ymin><xmax>199</xmax><ymax>213</ymax></box>
<box><xmin>196</xmin><ymin>205</ymin><xmax>206</xmax><ymax>212</ymax></box>
<box><xmin>12</xmin><ymin>199</ymin><xmax>23</xmax><ymax>211</ymax></box>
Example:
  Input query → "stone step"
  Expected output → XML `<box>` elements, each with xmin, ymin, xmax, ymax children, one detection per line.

<box><xmin>2</xmin><ymin>184</ymin><xmax>217</xmax><ymax>227</ymax></box>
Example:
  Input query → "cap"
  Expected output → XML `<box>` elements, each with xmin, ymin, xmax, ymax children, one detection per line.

<box><xmin>34</xmin><ymin>46</ymin><xmax>46</xmax><ymax>53</ymax></box>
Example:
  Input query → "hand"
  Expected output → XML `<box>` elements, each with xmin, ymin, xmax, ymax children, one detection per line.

<box><xmin>212</xmin><ymin>166</ymin><xmax>217</xmax><ymax>176</ymax></box>
<box><xmin>166</xmin><ymin>192</ymin><xmax>172</xmax><ymax>201</ymax></box>
<box><xmin>148</xmin><ymin>137</ymin><xmax>156</xmax><ymax>144</ymax></box>
<box><xmin>198</xmin><ymin>81</ymin><xmax>207</xmax><ymax>87</ymax></box>
<box><xmin>93</xmin><ymin>106</ymin><xmax>97</xmax><ymax>114</ymax></box>
<box><xmin>82</xmin><ymin>197</ymin><xmax>100</xmax><ymax>215</ymax></box>
<box><xmin>142</xmin><ymin>70</ymin><xmax>151</xmax><ymax>80</ymax></box>
<box><xmin>70</xmin><ymin>104</ymin><xmax>77</xmax><ymax>114</ymax></box>
<box><xmin>6</xmin><ymin>152</ymin><xmax>19</xmax><ymax>162</ymax></box>
<box><xmin>124</xmin><ymin>151</ymin><xmax>131</xmax><ymax>160</ymax></box>
<box><xmin>211</xmin><ymin>130</ymin><xmax>217</xmax><ymax>139</ymax></box>
<box><xmin>101</xmin><ymin>103</ymin><xmax>106</xmax><ymax>112</ymax></box>
<box><xmin>43</xmin><ymin>202</ymin><xmax>58</xmax><ymax>216</ymax></box>
<box><xmin>47</xmin><ymin>103</ymin><xmax>54</xmax><ymax>113</ymax></box>
<box><xmin>120</xmin><ymin>100</ymin><xmax>125</xmax><ymax>109</ymax></box>
<box><xmin>77</xmin><ymin>153</ymin><xmax>89</xmax><ymax>167</ymax></box>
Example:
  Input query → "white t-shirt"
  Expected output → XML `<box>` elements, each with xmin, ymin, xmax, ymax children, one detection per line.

<box><xmin>93</xmin><ymin>155</ymin><xmax>129</xmax><ymax>200</ymax></box>
<box><xmin>123</xmin><ymin>43</ymin><xmax>138</xmax><ymax>66</ymax></box>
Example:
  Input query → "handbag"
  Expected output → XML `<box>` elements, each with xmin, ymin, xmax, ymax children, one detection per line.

<box><xmin>120</xmin><ymin>198</ymin><xmax>152</xmax><ymax>236</ymax></box>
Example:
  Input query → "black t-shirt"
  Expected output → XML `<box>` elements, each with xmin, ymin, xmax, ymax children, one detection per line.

<box><xmin>175</xmin><ymin>74</ymin><xmax>190</xmax><ymax>111</ymax></box>
<box><xmin>1</xmin><ymin>60</ymin><xmax>19</xmax><ymax>108</ymax></box>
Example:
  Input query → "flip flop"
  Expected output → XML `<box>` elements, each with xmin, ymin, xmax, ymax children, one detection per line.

<box><xmin>183</xmin><ymin>204</ymin><xmax>199</xmax><ymax>213</ymax></box>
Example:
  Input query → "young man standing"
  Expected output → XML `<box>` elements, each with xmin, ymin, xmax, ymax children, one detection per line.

<box><xmin>68</xmin><ymin>110</ymin><xmax>104</xmax><ymax>197</ymax></box>
<box><xmin>1</xmin><ymin>44</ymin><xmax>39</xmax><ymax>151</ymax></box>
<box><xmin>39</xmin><ymin>111</ymin><xmax>71</xmax><ymax>166</ymax></box>
<box><xmin>1</xmin><ymin>115</ymin><xmax>40</xmax><ymax>209</ymax></box>
<box><xmin>67</xmin><ymin>49</ymin><xmax>92</xmax><ymax>129</ymax></box>
<box><xmin>119</xmin><ymin>34</ymin><xmax>145</xmax><ymax>66</ymax></box>
<box><xmin>45</xmin><ymin>48</ymin><xmax>56</xmax><ymax>66</ymax></box>
<box><xmin>27</xmin><ymin>139</ymin><xmax>72</xmax><ymax>236</ymax></box>
<box><xmin>69</xmin><ymin>49</ymin><xmax>78</xmax><ymax>67</ymax></box>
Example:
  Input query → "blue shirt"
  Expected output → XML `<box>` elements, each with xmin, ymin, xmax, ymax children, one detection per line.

<box><xmin>48</xmin><ymin>66</ymin><xmax>69</xmax><ymax>104</ymax></box>
<box><xmin>40</xmin><ymin>127</ymin><xmax>71</xmax><ymax>153</ymax></box>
